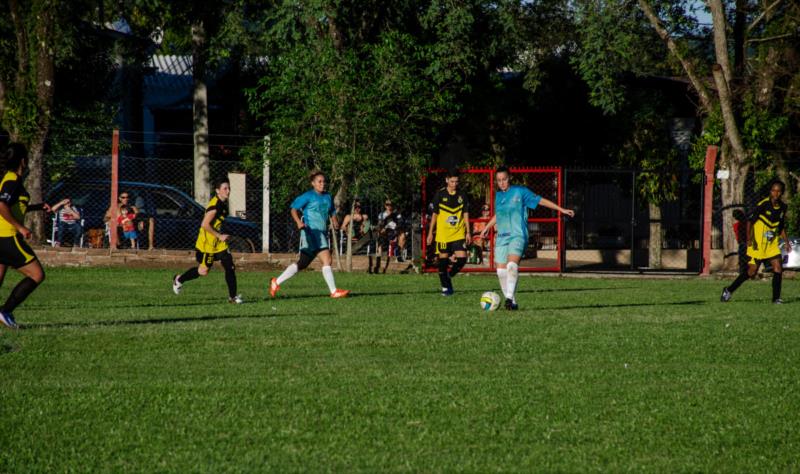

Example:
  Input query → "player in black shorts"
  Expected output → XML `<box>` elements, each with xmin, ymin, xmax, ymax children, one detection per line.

<box><xmin>0</xmin><ymin>143</ymin><xmax>51</xmax><ymax>329</ymax></box>
<box><xmin>426</xmin><ymin>169</ymin><xmax>470</xmax><ymax>295</ymax></box>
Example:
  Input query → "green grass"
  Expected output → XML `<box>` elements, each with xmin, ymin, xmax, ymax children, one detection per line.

<box><xmin>1</xmin><ymin>267</ymin><xmax>799</xmax><ymax>472</ymax></box>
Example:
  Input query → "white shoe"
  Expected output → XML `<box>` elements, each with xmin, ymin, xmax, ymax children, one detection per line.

<box><xmin>172</xmin><ymin>274</ymin><xmax>182</xmax><ymax>295</ymax></box>
<box><xmin>228</xmin><ymin>294</ymin><xmax>243</xmax><ymax>304</ymax></box>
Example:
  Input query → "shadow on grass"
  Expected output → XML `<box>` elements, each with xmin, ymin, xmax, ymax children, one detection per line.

<box><xmin>22</xmin><ymin>311</ymin><xmax>335</xmax><ymax>330</ymax></box>
<box><xmin>539</xmin><ymin>299</ymin><xmax>706</xmax><ymax>311</ymax></box>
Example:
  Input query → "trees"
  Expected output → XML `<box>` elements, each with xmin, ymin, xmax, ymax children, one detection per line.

<box><xmin>572</xmin><ymin>0</ymin><xmax>799</xmax><ymax>268</ymax></box>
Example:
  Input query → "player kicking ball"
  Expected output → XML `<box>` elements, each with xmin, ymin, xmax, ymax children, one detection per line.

<box><xmin>480</xmin><ymin>166</ymin><xmax>574</xmax><ymax>310</ymax></box>
<box><xmin>270</xmin><ymin>171</ymin><xmax>349</xmax><ymax>299</ymax></box>
<box><xmin>721</xmin><ymin>180</ymin><xmax>790</xmax><ymax>304</ymax></box>
<box><xmin>426</xmin><ymin>169</ymin><xmax>470</xmax><ymax>296</ymax></box>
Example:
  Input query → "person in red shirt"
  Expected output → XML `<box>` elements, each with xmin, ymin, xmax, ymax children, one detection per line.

<box><xmin>117</xmin><ymin>205</ymin><xmax>138</xmax><ymax>249</ymax></box>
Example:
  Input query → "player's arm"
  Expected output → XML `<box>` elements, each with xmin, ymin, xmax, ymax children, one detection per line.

<box><xmin>538</xmin><ymin>197</ymin><xmax>574</xmax><ymax>218</ymax></box>
<box><xmin>290</xmin><ymin>208</ymin><xmax>305</xmax><ymax>230</ymax></box>
<box><xmin>463</xmin><ymin>211</ymin><xmax>471</xmax><ymax>245</ymax></box>
<box><xmin>201</xmin><ymin>208</ymin><xmax>228</xmax><ymax>242</ymax></box>
<box><xmin>480</xmin><ymin>215</ymin><xmax>496</xmax><ymax>239</ymax></box>
<box><xmin>426</xmin><ymin>212</ymin><xmax>438</xmax><ymax>245</ymax></box>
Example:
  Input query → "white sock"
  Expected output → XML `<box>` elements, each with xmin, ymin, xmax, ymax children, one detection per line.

<box><xmin>322</xmin><ymin>265</ymin><xmax>337</xmax><ymax>293</ymax></box>
<box><xmin>276</xmin><ymin>263</ymin><xmax>298</xmax><ymax>285</ymax></box>
<box><xmin>496</xmin><ymin>268</ymin><xmax>508</xmax><ymax>298</ymax></box>
<box><xmin>506</xmin><ymin>262</ymin><xmax>519</xmax><ymax>302</ymax></box>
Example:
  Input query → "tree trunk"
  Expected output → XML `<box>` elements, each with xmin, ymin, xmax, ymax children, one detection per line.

<box><xmin>648</xmin><ymin>202</ymin><xmax>662</xmax><ymax>269</ymax></box>
<box><xmin>192</xmin><ymin>21</ymin><xmax>211</xmax><ymax>204</ymax></box>
<box><xmin>720</xmin><ymin>157</ymin><xmax>749</xmax><ymax>271</ymax></box>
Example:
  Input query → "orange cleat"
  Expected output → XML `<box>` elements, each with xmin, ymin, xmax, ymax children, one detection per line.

<box><xmin>330</xmin><ymin>289</ymin><xmax>350</xmax><ymax>298</ymax></box>
<box><xmin>269</xmin><ymin>277</ymin><xmax>280</xmax><ymax>298</ymax></box>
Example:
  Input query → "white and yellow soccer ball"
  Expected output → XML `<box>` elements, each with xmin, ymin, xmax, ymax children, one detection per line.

<box><xmin>480</xmin><ymin>291</ymin><xmax>501</xmax><ymax>311</ymax></box>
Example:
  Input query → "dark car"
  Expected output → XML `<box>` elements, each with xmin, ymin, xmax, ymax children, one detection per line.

<box><xmin>46</xmin><ymin>180</ymin><xmax>261</xmax><ymax>252</ymax></box>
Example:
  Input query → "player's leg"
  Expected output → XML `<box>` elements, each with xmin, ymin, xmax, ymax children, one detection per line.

<box><xmin>504</xmin><ymin>253</ymin><xmax>522</xmax><ymax>310</ymax></box>
<box><xmin>219</xmin><ymin>250</ymin><xmax>241</xmax><ymax>303</ymax></box>
<box><xmin>448</xmin><ymin>240</ymin><xmax>468</xmax><ymax>279</ymax></box>
<box><xmin>494</xmin><ymin>240</ymin><xmax>510</xmax><ymax>302</ymax></box>
<box><xmin>0</xmin><ymin>258</ymin><xmax>45</xmax><ymax>329</ymax></box>
<box><xmin>0</xmin><ymin>264</ymin><xmax>8</xmax><ymax>291</ymax></box>
<box><xmin>318</xmin><ymin>249</ymin><xmax>349</xmax><ymax>297</ymax></box>
<box><xmin>722</xmin><ymin>257</ymin><xmax>758</xmax><ymax>302</ymax></box>
<box><xmin>770</xmin><ymin>256</ymin><xmax>783</xmax><ymax>304</ymax></box>
<box><xmin>174</xmin><ymin>252</ymin><xmax>211</xmax><ymax>294</ymax></box>
<box><xmin>437</xmin><ymin>243</ymin><xmax>453</xmax><ymax>295</ymax></box>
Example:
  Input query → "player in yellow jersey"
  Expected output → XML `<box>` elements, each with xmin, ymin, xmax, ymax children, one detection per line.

<box><xmin>0</xmin><ymin>144</ymin><xmax>51</xmax><ymax>330</ymax></box>
<box><xmin>722</xmin><ymin>180</ymin><xmax>790</xmax><ymax>304</ymax></box>
<box><xmin>426</xmin><ymin>170</ymin><xmax>470</xmax><ymax>295</ymax></box>
<box><xmin>172</xmin><ymin>179</ymin><xmax>242</xmax><ymax>303</ymax></box>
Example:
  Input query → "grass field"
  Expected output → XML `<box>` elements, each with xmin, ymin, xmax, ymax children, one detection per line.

<box><xmin>1</xmin><ymin>267</ymin><xmax>799</xmax><ymax>472</ymax></box>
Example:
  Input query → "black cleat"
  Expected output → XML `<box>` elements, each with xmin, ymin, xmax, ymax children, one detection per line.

<box><xmin>720</xmin><ymin>287</ymin><xmax>732</xmax><ymax>303</ymax></box>
<box><xmin>504</xmin><ymin>299</ymin><xmax>518</xmax><ymax>311</ymax></box>
<box><xmin>773</xmin><ymin>298</ymin><xmax>784</xmax><ymax>305</ymax></box>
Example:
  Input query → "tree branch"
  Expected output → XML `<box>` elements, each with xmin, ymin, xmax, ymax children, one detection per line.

<box><xmin>9</xmin><ymin>0</ymin><xmax>29</xmax><ymax>94</ymax></box>
<box><xmin>747</xmin><ymin>33</ymin><xmax>794</xmax><ymax>44</ymax></box>
<box><xmin>637</xmin><ymin>0</ymin><xmax>714</xmax><ymax>112</ymax></box>
<box><xmin>748</xmin><ymin>0</ymin><xmax>782</xmax><ymax>34</ymax></box>
<box><xmin>708</xmin><ymin>0</ymin><xmax>733</xmax><ymax>87</ymax></box>
<box><xmin>712</xmin><ymin>64</ymin><xmax>747</xmax><ymax>164</ymax></box>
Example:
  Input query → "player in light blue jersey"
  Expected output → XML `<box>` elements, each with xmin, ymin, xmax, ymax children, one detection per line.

<box><xmin>270</xmin><ymin>171</ymin><xmax>350</xmax><ymax>298</ymax></box>
<box><xmin>480</xmin><ymin>166</ymin><xmax>574</xmax><ymax>310</ymax></box>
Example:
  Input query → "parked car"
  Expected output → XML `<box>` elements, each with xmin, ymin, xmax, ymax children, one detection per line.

<box><xmin>46</xmin><ymin>180</ymin><xmax>261</xmax><ymax>252</ymax></box>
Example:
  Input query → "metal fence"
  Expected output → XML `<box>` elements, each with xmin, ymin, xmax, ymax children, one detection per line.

<box><xmin>563</xmin><ymin>169</ymin><xmax>704</xmax><ymax>272</ymax></box>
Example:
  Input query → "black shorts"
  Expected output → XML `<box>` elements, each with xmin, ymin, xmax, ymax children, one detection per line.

<box><xmin>436</xmin><ymin>239</ymin><xmax>466</xmax><ymax>255</ymax></box>
<box><xmin>195</xmin><ymin>249</ymin><xmax>231</xmax><ymax>268</ymax></box>
<box><xmin>0</xmin><ymin>234</ymin><xmax>38</xmax><ymax>269</ymax></box>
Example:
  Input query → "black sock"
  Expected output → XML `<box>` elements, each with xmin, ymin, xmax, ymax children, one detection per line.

<box><xmin>1</xmin><ymin>277</ymin><xmax>39</xmax><ymax>314</ymax></box>
<box><xmin>438</xmin><ymin>258</ymin><xmax>452</xmax><ymax>289</ymax></box>
<box><xmin>449</xmin><ymin>257</ymin><xmax>467</xmax><ymax>278</ymax></box>
<box><xmin>772</xmin><ymin>272</ymin><xmax>782</xmax><ymax>301</ymax></box>
<box><xmin>374</xmin><ymin>256</ymin><xmax>381</xmax><ymax>272</ymax></box>
<box><xmin>179</xmin><ymin>267</ymin><xmax>200</xmax><ymax>284</ymax></box>
<box><xmin>728</xmin><ymin>272</ymin><xmax>749</xmax><ymax>293</ymax></box>
<box><xmin>224</xmin><ymin>269</ymin><xmax>237</xmax><ymax>299</ymax></box>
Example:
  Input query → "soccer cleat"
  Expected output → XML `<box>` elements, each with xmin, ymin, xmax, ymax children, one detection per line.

<box><xmin>0</xmin><ymin>310</ymin><xmax>18</xmax><ymax>330</ymax></box>
<box><xmin>269</xmin><ymin>278</ymin><xmax>280</xmax><ymax>298</ymax></box>
<box><xmin>773</xmin><ymin>298</ymin><xmax>784</xmax><ymax>305</ymax></box>
<box><xmin>330</xmin><ymin>289</ymin><xmax>350</xmax><ymax>298</ymax></box>
<box><xmin>172</xmin><ymin>274</ymin><xmax>182</xmax><ymax>295</ymax></box>
<box><xmin>441</xmin><ymin>287</ymin><xmax>454</xmax><ymax>296</ymax></box>
<box><xmin>720</xmin><ymin>287</ymin><xmax>732</xmax><ymax>303</ymax></box>
<box><xmin>228</xmin><ymin>294</ymin><xmax>244</xmax><ymax>304</ymax></box>
<box><xmin>504</xmin><ymin>299</ymin><xmax>519</xmax><ymax>311</ymax></box>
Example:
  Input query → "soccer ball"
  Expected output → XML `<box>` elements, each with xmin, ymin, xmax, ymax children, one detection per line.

<box><xmin>480</xmin><ymin>291</ymin><xmax>501</xmax><ymax>311</ymax></box>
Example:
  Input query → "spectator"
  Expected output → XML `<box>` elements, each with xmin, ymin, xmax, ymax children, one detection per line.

<box><xmin>341</xmin><ymin>201</ymin><xmax>370</xmax><ymax>239</ymax></box>
<box><xmin>371</xmin><ymin>200</ymin><xmax>407</xmax><ymax>273</ymax></box>
<box><xmin>117</xmin><ymin>205</ymin><xmax>138</xmax><ymax>249</ymax></box>
<box><xmin>134</xmin><ymin>195</ymin><xmax>155</xmax><ymax>250</ymax></box>
<box><xmin>105</xmin><ymin>192</ymin><xmax>138</xmax><ymax>248</ymax></box>
<box><xmin>470</xmin><ymin>203</ymin><xmax>492</xmax><ymax>264</ymax></box>
<box><xmin>50</xmin><ymin>197</ymin><xmax>82</xmax><ymax>247</ymax></box>
<box><xmin>732</xmin><ymin>208</ymin><xmax>748</xmax><ymax>273</ymax></box>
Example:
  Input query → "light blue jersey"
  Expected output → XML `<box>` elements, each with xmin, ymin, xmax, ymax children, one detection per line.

<box><xmin>494</xmin><ymin>185</ymin><xmax>541</xmax><ymax>264</ymax></box>
<box><xmin>291</xmin><ymin>190</ymin><xmax>335</xmax><ymax>253</ymax></box>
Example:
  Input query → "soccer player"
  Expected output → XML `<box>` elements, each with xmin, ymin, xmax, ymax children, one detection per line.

<box><xmin>480</xmin><ymin>166</ymin><xmax>574</xmax><ymax>310</ymax></box>
<box><xmin>721</xmin><ymin>180</ymin><xmax>790</xmax><ymax>304</ymax></box>
<box><xmin>0</xmin><ymin>143</ymin><xmax>51</xmax><ymax>329</ymax></box>
<box><xmin>172</xmin><ymin>178</ymin><xmax>242</xmax><ymax>304</ymax></box>
<box><xmin>270</xmin><ymin>171</ymin><xmax>349</xmax><ymax>298</ymax></box>
<box><xmin>426</xmin><ymin>170</ymin><xmax>470</xmax><ymax>295</ymax></box>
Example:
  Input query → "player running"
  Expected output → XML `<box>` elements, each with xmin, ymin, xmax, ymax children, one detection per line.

<box><xmin>172</xmin><ymin>179</ymin><xmax>242</xmax><ymax>303</ymax></box>
<box><xmin>0</xmin><ymin>143</ymin><xmax>51</xmax><ymax>329</ymax></box>
<box><xmin>721</xmin><ymin>180</ymin><xmax>790</xmax><ymax>304</ymax></box>
<box><xmin>270</xmin><ymin>171</ymin><xmax>349</xmax><ymax>298</ymax></box>
<box><xmin>480</xmin><ymin>166</ymin><xmax>574</xmax><ymax>310</ymax></box>
<box><xmin>426</xmin><ymin>169</ymin><xmax>470</xmax><ymax>295</ymax></box>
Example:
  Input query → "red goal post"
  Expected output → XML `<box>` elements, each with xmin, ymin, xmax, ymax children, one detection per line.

<box><xmin>421</xmin><ymin>167</ymin><xmax>564</xmax><ymax>273</ymax></box>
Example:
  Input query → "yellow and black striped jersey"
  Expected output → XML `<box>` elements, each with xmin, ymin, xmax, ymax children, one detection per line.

<box><xmin>431</xmin><ymin>188</ymin><xmax>469</xmax><ymax>243</ymax></box>
<box><xmin>195</xmin><ymin>195</ymin><xmax>229</xmax><ymax>253</ymax></box>
<box><xmin>0</xmin><ymin>171</ymin><xmax>29</xmax><ymax>237</ymax></box>
<box><xmin>749</xmin><ymin>196</ymin><xmax>787</xmax><ymax>247</ymax></box>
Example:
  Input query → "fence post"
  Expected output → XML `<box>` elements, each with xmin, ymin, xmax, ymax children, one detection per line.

<box><xmin>262</xmin><ymin>136</ymin><xmax>270</xmax><ymax>255</ymax></box>
<box><xmin>110</xmin><ymin>129</ymin><xmax>119</xmax><ymax>250</ymax></box>
<box><xmin>701</xmin><ymin>146</ymin><xmax>719</xmax><ymax>275</ymax></box>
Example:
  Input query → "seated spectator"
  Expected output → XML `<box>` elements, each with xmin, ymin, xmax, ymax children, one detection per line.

<box><xmin>341</xmin><ymin>201</ymin><xmax>370</xmax><ymax>239</ymax></box>
<box><xmin>50</xmin><ymin>197</ymin><xmax>82</xmax><ymax>247</ymax></box>
<box><xmin>117</xmin><ymin>205</ymin><xmax>138</xmax><ymax>249</ymax></box>
<box><xmin>469</xmin><ymin>203</ymin><xmax>492</xmax><ymax>264</ymax></box>
<box><xmin>371</xmin><ymin>200</ymin><xmax>407</xmax><ymax>273</ymax></box>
